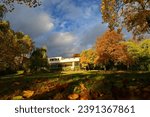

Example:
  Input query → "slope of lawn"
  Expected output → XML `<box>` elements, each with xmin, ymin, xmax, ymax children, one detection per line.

<box><xmin>0</xmin><ymin>71</ymin><xmax>150</xmax><ymax>100</ymax></box>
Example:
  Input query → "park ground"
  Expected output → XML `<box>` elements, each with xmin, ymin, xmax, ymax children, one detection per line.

<box><xmin>0</xmin><ymin>70</ymin><xmax>150</xmax><ymax>100</ymax></box>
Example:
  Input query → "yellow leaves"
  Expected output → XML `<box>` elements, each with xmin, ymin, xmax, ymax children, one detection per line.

<box><xmin>12</xmin><ymin>96</ymin><xmax>23</xmax><ymax>100</ymax></box>
<box><xmin>80</xmin><ymin>83</ymin><xmax>87</xmax><ymax>91</ymax></box>
<box><xmin>123</xmin><ymin>39</ymin><xmax>150</xmax><ymax>67</ymax></box>
<box><xmin>22</xmin><ymin>35</ymin><xmax>32</xmax><ymax>46</ymax></box>
<box><xmin>101</xmin><ymin>5</ymin><xmax>105</xmax><ymax>10</ymax></box>
<box><xmin>0</xmin><ymin>21</ymin><xmax>33</xmax><ymax>70</ymax></box>
<box><xmin>23</xmin><ymin>90</ymin><xmax>34</xmax><ymax>98</ymax></box>
<box><xmin>80</xmin><ymin>49</ymin><xmax>97</xmax><ymax>65</ymax></box>
<box><xmin>68</xmin><ymin>83</ymin><xmax>89</xmax><ymax>100</ymax></box>
<box><xmin>68</xmin><ymin>93</ymin><xmax>79</xmax><ymax>100</ymax></box>
<box><xmin>101</xmin><ymin>0</ymin><xmax>150</xmax><ymax>35</ymax></box>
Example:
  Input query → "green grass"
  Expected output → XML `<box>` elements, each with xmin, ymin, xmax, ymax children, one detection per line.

<box><xmin>0</xmin><ymin>70</ymin><xmax>150</xmax><ymax>100</ymax></box>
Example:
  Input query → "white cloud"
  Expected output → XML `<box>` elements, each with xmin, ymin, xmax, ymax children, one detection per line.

<box><xmin>6</xmin><ymin>4</ymin><xmax>54</xmax><ymax>38</ymax></box>
<box><xmin>39</xmin><ymin>32</ymin><xmax>78</xmax><ymax>57</ymax></box>
<box><xmin>43</xmin><ymin>0</ymin><xmax>85</xmax><ymax>20</ymax></box>
<box><xmin>48</xmin><ymin>32</ymin><xmax>76</xmax><ymax>46</ymax></box>
<box><xmin>5</xmin><ymin>0</ymin><xmax>108</xmax><ymax>57</ymax></box>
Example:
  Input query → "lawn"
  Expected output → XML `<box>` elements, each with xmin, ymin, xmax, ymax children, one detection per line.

<box><xmin>0</xmin><ymin>70</ymin><xmax>150</xmax><ymax>100</ymax></box>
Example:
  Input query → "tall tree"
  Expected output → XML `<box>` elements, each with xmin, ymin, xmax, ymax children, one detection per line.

<box><xmin>101</xmin><ymin>0</ymin><xmax>150</xmax><ymax>38</ymax></box>
<box><xmin>95</xmin><ymin>30</ymin><xmax>132</xmax><ymax>70</ymax></box>
<box><xmin>30</xmin><ymin>48</ymin><xmax>48</xmax><ymax>72</ymax></box>
<box><xmin>0</xmin><ymin>21</ymin><xmax>33</xmax><ymax>74</ymax></box>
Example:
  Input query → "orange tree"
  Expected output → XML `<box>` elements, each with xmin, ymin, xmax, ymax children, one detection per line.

<box><xmin>95</xmin><ymin>30</ymin><xmax>132</xmax><ymax>70</ymax></box>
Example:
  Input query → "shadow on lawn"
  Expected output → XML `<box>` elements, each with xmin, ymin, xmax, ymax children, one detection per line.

<box><xmin>90</xmin><ymin>72</ymin><xmax>150</xmax><ymax>100</ymax></box>
<box><xmin>0</xmin><ymin>77</ymin><xmax>50</xmax><ymax>99</ymax></box>
<box><xmin>0</xmin><ymin>71</ymin><xmax>150</xmax><ymax>100</ymax></box>
<box><xmin>32</xmin><ymin>78</ymin><xmax>89</xmax><ymax>100</ymax></box>
<box><xmin>31</xmin><ymin>71</ymin><xmax>150</xmax><ymax>100</ymax></box>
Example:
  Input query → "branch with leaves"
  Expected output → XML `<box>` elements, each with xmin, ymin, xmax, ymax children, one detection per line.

<box><xmin>0</xmin><ymin>0</ymin><xmax>41</xmax><ymax>20</ymax></box>
<box><xmin>101</xmin><ymin>0</ymin><xmax>150</xmax><ymax>38</ymax></box>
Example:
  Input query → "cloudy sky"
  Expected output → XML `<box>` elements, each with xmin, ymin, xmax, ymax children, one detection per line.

<box><xmin>5</xmin><ymin>0</ymin><xmax>126</xmax><ymax>57</ymax></box>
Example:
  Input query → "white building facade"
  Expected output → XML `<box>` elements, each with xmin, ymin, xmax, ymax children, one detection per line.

<box><xmin>48</xmin><ymin>57</ymin><xmax>80</xmax><ymax>70</ymax></box>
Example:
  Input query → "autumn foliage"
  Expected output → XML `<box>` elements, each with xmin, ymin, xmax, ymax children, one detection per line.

<box><xmin>0</xmin><ymin>21</ymin><xmax>33</xmax><ymax>74</ymax></box>
<box><xmin>95</xmin><ymin>30</ymin><xmax>132</xmax><ymax>70</ymax></box>
<box><xmin>80</xmin><ymin>30</ymin><xmax>150</xmax><ymax>71</ymax></box>
<box><xmin>101</xmin><ymin>0</ymin><xmax>150</xmax><ymax>37</ymax></box>
<box><xmin>80</xmin><ymin>49</ymin><xmax>97</xmax><ymax>70</ymax></box>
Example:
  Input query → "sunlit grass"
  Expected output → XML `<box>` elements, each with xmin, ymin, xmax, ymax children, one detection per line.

<box><xmin>17</xmin><ymin>70</ymin><xmax>24</xmax><ymax>75</ymax></box>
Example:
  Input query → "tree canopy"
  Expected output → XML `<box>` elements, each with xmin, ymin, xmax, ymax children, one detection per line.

<box><xmin>30</xmin><ymin>48</ymin><xmax>48</xmax><ymax>72</ymax></box>
<box><xmin>101</xmin><ymin>0</ymin><xmax>150</xmax><ymax>37</ymax></box>
<box><xmin>80</xmin><ymin>48</ymin><xmax>97</xmax><ymax>70</ymax></box>
<box><xmin>0</xmin><ymin>21</ymin><xmax>33</xmax><ymax>74</ymax></box>
<box><xmin>124</xmin><ymin>39</ymin><xmax>150</xmax><ymax>70</ymax></box>
<box><xmin>95</xmin><ymin>30</ymin><xmax>132</xmax><ymax>70</ymax></box>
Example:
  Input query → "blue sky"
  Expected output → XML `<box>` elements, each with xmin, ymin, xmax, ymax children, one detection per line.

<box><xmin>6</xmin><ymin>0</ymin><xmax>111</xmax><ymax>57</ymax></box>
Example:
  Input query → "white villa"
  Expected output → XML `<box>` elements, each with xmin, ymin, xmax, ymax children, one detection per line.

<box><xmin>48</xmin><ymin>57</ymin><xmax>80</xmax><ymax>70</ymax></box>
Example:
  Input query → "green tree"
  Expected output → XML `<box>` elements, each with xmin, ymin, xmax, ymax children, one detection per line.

<box><xmin>0</xmin><ymin>21</ymin><xmax>33</xmax><ymax>74</ymax></box>
<box><xmin>124</xmin><ymin>39</ymin><xmax>150</xmax><ymax>70</ymax></box>
<box><xmin>30</xmin><ymin>48</ymin><xmax>49</xmax><ymax>72</ymax></box>
<box><xmin>80</xmin><ymin>48</ymin><xmax>97</xmax><ymax>70</ymax></box>
<box><xmin>140</xmin><ymin>39</ymin><xmax>150</xmax><ymax>70</ymax></box>
<box><xmin>101</xmin><ymin>0</ymin><xmax>150</xmax><ymax>38</ymax></box>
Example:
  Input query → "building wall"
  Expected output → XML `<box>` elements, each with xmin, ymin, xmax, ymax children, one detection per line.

<box><xmin>48</xmin><ymin>57</ymin><xmax>80</xmax><ymax>71</ymax></box>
